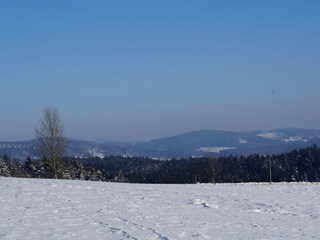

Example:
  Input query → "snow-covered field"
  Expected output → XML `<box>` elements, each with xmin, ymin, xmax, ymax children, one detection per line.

<box><xmin>0</xmin><ymin>178</ymin><xmax>319</xmax><ymax>240</ymax></box>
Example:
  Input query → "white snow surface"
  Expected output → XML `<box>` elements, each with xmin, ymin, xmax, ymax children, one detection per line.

<box><xmin>257</xmin><ymin>132</ymin><xmax>279</xmax><ymax>140</ymax></box>
<box><xmin>239</xmin><ymin>138</ymin><xmax>248</xmax><ymax>144</ymax></box>
<box><xmin>0</xmin><ymin>178</ymin><xmax>319</xmax><ymax>240</ymax></box>
<box><xmin>199</xmin><ymin>147</ymin><xmax>236</xmax><ymax>153</ymax></box>
<box><xmin>88</xmin><ymin>149</ymin><xmax>105</xmax><ymax>159</ymax></box>
<box><xmin>284</xmin><ymin>136</ymin><xmax>308</xmax><ymax>143</ymax></box>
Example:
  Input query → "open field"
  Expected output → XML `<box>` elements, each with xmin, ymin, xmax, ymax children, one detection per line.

<box><xmin>0</xmin><ymin>177</ymin><xmax>319</xmax><ymax>239</ymax></box>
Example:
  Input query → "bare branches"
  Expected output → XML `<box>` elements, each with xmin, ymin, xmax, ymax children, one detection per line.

<box><xmin>34</xmin><ymin>107</ymin><xmax>66</xmax><ymax>179</ymax></box>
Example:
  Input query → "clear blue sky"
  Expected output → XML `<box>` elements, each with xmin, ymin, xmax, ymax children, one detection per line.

<box><xmin>1</xmin><ymin>0</ymin><xmax>320</xmax><ymax>141</ymax></box>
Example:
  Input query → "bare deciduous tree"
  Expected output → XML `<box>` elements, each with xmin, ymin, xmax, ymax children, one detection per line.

<box><xmin>34</xmin><ymin>107</ymin><xmax>66</xmax><ymax>179</ymax></box>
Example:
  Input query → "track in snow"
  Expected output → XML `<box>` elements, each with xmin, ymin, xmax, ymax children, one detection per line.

<box><xmin>0</xmin><ymin>177</ymin><xmax>319</xmax><ymax>239</ymax></box>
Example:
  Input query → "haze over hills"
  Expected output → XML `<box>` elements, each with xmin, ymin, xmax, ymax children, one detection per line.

<box><xmin>1</xmin><ymin>128</ymin><xmax>320</xmax><ymax>160</ymax></box>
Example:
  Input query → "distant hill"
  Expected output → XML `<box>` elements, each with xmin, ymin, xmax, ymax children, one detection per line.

<box><xmin>1</xmin><ymin>128</ymin><xmax>320</xmax><ymax>159</ymax></box>
<box><xmin>127</xmin><ymin>128</ymin><xmax>320</xmax><ymax>158</ymax></box>
<box><xmin>0</xmin><ymin>139</ymin><xmax>132</xmax><ymax>160</ymax></box>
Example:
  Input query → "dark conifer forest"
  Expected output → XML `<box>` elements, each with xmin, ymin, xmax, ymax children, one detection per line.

<box><xmin>1</xmin><ymin>145</ymin><xmax>320</xmax><ymax>183</ymax></box>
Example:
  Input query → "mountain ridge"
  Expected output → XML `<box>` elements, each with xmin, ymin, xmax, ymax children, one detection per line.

<box><xmin>1</xmin><ymin>128</ymin><xmax>320</xmax><ymax>159</ymax></box>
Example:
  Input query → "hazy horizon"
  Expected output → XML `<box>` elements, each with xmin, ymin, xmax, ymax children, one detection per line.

<box><xmin>1</xmin><ymin>1</ymin><xmax>320</xmax><ymax>142</ymax></box>
<box><xmin>2</xmin><ymin>127</ymin><xmax>320</xmax><ymax>143</ymax></box>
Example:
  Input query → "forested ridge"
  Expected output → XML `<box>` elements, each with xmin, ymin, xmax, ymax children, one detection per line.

<box><xmin>1</xmin><ymin>145</ymin><xmax>320</xmax><ymax>183</ymax></box>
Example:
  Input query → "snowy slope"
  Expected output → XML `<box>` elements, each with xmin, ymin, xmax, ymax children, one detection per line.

<box><xmin>0</xmin><ymin>178</ymin><xmax>319</xmax><ymax>239</ymax></box>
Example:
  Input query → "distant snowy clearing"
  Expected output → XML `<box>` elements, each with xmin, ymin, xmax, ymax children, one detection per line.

<box><xmin>0</xmin><ymin>178</ymin><xmax>319</xmax><ymax>239</ymax></box>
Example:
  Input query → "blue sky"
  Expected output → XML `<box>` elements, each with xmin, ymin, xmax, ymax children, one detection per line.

<box><xmin>1</xmin><ymin>0</ymin><xmax>320</xmax><ymax>141</ymax></box>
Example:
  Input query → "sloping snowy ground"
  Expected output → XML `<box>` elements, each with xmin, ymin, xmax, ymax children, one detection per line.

<box><xmin>0</xmin><ymin>177</ymin><xmax>319</xmax><ymax>240</ymax></box>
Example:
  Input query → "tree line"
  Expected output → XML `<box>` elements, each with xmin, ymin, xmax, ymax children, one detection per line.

<box><xmin>1</xmin><ymin>144</ymin><xmax>320</xmax><ymax>183</ymax></box>
<box><xmin>1</xmin><ymin>107</ymin><xmax>319</xmax><ymax>183</ymax></box>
